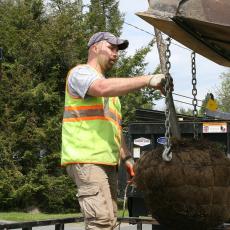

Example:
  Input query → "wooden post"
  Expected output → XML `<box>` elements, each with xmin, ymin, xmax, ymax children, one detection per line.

<box><xmin>154</xmin><ymin>28</ymin><xmax>181</xmax><ymax>140</ymax></box>
<box><xmin>55</xmin><ymin>223</ymin><xmax>64</xmax><ymax>230</ymax></box>
<box><xmin>137</xmin><ymin>222</ymin><xmax>143</xmax><ymax>230</ymax></box>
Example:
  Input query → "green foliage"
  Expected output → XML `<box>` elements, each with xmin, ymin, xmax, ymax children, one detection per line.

<box><xmin>199</xmin><ymin>93</ymin><xmax>211</xmax><ymax>116</ymax></box>
<box><xmin>0</xmin><ymin>169</ymin><xmax>24</xmax><ymax>210</ymax></box>
<box><xmin>14</xmin><ymin>165</ymin><xmax>78</xmax><ymax>213</ymax></box>
<box><xmin>110</xmin><ymin>43</ymin><xmax>161</xmax><ymax>124</ymax></box>
<box><xmin>0</xmin><ymin>0</ymin><xmax>159</xmax><ymax>212</ymax></box>
<box><xmin>0</xmin><ymin>165</ymin><xmax>78</xmax><ymax>213</ymax></box>
<box><xmin>216</xmin><ymin>71</ymin><xmax>230</xmax><ymax>112</ymax></box>
<box><xmin>87</xmin><ymin>0</ymin><xmax>123</xmax><ymax>34</ymax></box>
<box><xmin>177</xmin><ymin>107</ymin><xmax>193</xmax><ymax>116</ymax></box>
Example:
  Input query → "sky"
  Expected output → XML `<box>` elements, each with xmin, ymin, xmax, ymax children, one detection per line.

<box><xmin>118</xmin><ymin>0</ymin><xmax>229</xmax><ymax>111</ymax></box>
<box><xmin>83</xmin><ymin>0</ymin><xmax>229</xmax><ymax>110</ymax></box>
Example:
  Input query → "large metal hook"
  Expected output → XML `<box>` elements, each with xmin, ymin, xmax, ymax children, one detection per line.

<box><xmin>162</xmin><ymin>146</ymin><xmax>172</xmax><ymax>162</ymax></box>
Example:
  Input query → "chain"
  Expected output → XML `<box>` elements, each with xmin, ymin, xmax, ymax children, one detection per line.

<box><xmin>191</xmin><ymin>51</ymin><xmax>198</xmax><ymax>140</ymax></box>
<box><xmin>162</xmin><ymin>37</ymin><xmax>172</xmax><ymax>162</ymax></box>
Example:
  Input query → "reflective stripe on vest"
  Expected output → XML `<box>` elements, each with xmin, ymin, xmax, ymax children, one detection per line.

<box><xmin>63</xmin><ymin>105</ymin><xmax>122</xmax><ymax>128</ymax></box>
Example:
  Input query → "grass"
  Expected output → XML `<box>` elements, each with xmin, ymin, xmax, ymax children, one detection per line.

<box><xmin>0</xmin><ymin>210</ymin><xmax>128</xmax><ymax>222</ymax></box>
<box><xmin>0</xmin><ymin>198</ymin><xmax>128</xmax><ymax>222</ymax></box>
<box><xmin>0</xmin><ymin>212</ymin><xmax>80</xmax><ymax>221</ymax></box>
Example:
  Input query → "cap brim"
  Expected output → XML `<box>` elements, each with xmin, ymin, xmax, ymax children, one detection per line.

<box><xmin>107</xmin><ymin>38</ymin><xmax>129</xmax><ymax>50</ymax></box>
<box><xmin>117</xmin><ymin>40</ymin><xmax>129</xmax><ymax>50</ymax></box>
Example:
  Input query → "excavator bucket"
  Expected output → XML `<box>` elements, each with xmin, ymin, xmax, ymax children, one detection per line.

<box><xmin>136</xmin><ymin>0</ymin><xmax>230</xmax><ymax>67</ymax></box>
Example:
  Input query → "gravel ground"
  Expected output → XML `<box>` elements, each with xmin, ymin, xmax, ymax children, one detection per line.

<box><xmin>0</xmin><ymin>220</ymin><xmax>153</xmax><ymax>230</ymax></box>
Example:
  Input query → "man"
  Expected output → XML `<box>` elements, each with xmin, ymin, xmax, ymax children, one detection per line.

<box><xmin>206</xmin><ymin>93</ymin><xmax>218</xmax><ymax>112</ymax></box>
<box><xmin>61</xmin><ymin>31</ymin><xmax>166</xmax><ymax>229</ymax></box>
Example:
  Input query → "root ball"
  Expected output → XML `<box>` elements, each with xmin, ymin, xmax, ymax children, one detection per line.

<box><xmin>134</xmin><ymin>139</ymin><xmax>230</xmax><ymax>230</ymax></box>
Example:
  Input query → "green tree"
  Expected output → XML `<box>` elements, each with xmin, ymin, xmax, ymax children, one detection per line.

<box><xmin>0</xmin><ymin>0</ymin><xmax>86</xmax><ymax>211</ymax></box>
<box><xmin>216</xmin><ymin>71</ymin><xmax>230</xmax><ymax>112</ymax></box>
<box><xmin>199</xmin><ymin>93</ymin><xmax>210</xmax><ymax>116</ymax></box>
<box><xmin>178</xmin><ymin>107</ymin><xmax>193</xmax><ymax>116</ymax></box>
<box><xmin>113</xmin><ymin>45</ymin><xmax>161</xmax><ymax>125</ymax></box>
<box><xmin>0</xmin><ymin>0</ymin><xmax>159</xmax><ymax>212</ymax></box>
<box><xmin>86</xmin><ymin>0</ymin><xmax>123</xmax><ymax>34</ymax></box>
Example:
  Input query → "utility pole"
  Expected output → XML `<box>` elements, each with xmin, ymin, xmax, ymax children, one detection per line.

<box><xmin>154</xmin><ymin>28</ymin><xmax>181</xmax><ymax>140</ymax></box>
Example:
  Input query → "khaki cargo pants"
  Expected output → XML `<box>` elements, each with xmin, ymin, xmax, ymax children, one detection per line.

<box><xmin>66</xmin><ymin>164</ymin><xmax>118</xmax><ymax>230</ymax></box>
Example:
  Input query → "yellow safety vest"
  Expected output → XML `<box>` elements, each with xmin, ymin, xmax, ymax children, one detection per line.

<box><xmin>61</xmin><ymin>66</ymin><xmax>122</xmax><ymax>166</ymax></box>
<box><xmin>206</xmin><ymin>98</ymin><xmax>218</xmax><ymax>111</ymax></box>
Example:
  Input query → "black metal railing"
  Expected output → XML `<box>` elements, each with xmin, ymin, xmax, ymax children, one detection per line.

<box><xmin>0</xmin><ymin>216</ymin><xmax>161</xmax><ymax>230</ymax></box>
<box><xmin>0</xmin><ymin>217</ymin><xmax>84</xmax><ymax>230</ymax></box>
<box><xmin>0</xmin><ymin>217</ymin><xmax>230</xmax><ymax>230</ymax></box>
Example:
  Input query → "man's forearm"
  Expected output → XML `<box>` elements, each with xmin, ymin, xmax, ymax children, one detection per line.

<box><xmin>88</xmin><ymin>76</ymin><xmax>151</xmax><ymax>97</ymax></box>
<box><xmin>120</xmin><ymin>134</ymin><xmax>133</xmax><ymax>161</ymax></box>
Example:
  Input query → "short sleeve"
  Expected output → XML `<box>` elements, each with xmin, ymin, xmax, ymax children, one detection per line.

<box><xmin>67</xmin><ymin>65</ymin><xmax>98</xmax><ymax>98</ymax></box>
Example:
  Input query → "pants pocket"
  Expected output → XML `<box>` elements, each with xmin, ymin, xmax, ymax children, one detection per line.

<box><xmin>77</xmin><ymin>184</ymin><xmax>110</xmax><ymax>221</ymax></box>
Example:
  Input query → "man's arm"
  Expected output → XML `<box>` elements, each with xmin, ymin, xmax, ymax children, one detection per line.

<box><xmin>120</xmin><ymin>133</ymin><xmax>132</xmax><ymax>160</ymax></box>
<box><xmin>87</xmin><ymin>74</ymin><xmax>165</xmax><ymax>97</ymax></box>
<box><xmin>120</xmin><ymin>133</ymin><xmax>135</xmax><ymax>178</ymax></box>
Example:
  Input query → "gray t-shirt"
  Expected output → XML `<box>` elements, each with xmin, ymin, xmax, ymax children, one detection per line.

<box><xmin>67</xmin><ymin>65</ymin><xmax>99</xmax><ymax>98</ymax></box>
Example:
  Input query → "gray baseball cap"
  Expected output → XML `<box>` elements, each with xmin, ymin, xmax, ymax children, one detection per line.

<box><xmin>88</xmin><ymin>32</ymin><xmax>129</xmax><ymax>50</ymax></box>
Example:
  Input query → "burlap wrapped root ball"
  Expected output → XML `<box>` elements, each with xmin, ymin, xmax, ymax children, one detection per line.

<box><xmin>134</xmin><ymin>139</ymin><xmax>230</xmax><ymax>230</ymax></box>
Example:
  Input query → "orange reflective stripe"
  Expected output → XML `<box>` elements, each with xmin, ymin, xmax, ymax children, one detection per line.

<box><xmin>64</xmin><ymin>105</ymin><xmax>122</xmax><ymax>126</ymax></box>
<box><xmin>102</xmin><ymin>116</ymin><xmax>122</xmax><ymax>129</ymax></box>
<box><xmin>65</xmin><ymin>106</ymin><xmax>121</xmax><ymax>119</ymax></box>
<box><xmin>106</xmin><ymin>111</ymin><xmax>122</xmax><ymax>125</ymax></box>
<box><xmin>64</xmin><ymin>109</ymin><xmax>104</xmax><ymax>119</ymax></box>
<box><xmin>65</xmin><ymin>105</ymin><xmax>103</xmax><ymax>111</ymax></box>
<box><xmin>114</xmin><ymin>133</ymin><xmax>121</xmax><ymax>147</ymax></box>
<box><xmin>61</xmin><ymin>161</ymin><xmax>117</xmax><ymax>166</ymax></box>
<box><xmin>64</xmin><ymin>111</ymin><xmax>122</xmax><ymax>126</ymax></box>
<box><xmin>109</xmin><ymin>108</ymin><xmax>122</xmax><ymax>120</ymax></box>
<box><xmin>63</xmin><ymin>116</ymin><xmax>104</xmax><ymax>122</ymax></box>
<box><xmin>63</xmin><ymin>116</ymin><xmax>122</xmax><ymax>129</ymax></box>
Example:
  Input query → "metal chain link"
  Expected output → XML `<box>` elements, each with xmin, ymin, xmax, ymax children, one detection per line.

<box><xmin>162</xmin><ymin>37</ymin><xmax>172</xmax><ymax>162</ymax></box>
<box><xmin>191</xmin><ymin>51</ymin><xmax>199</xmax><ymax>140</ymax></box>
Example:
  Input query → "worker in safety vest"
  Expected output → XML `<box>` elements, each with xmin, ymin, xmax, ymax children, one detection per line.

<box><xmin>206</xmin><ymin>93</ymin><xmax>218</xmax><ymax>111</ymax></box>
<box><xmin>61</xmin><ymin>32</ymin><xmax>166</xmax><ymax>230</ymax></box>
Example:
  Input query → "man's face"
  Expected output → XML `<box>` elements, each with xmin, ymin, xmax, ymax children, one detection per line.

<box><xmin>95</xmin><ymin>41</ymin><xmax>119</xmax><ymax>72</ymax></box>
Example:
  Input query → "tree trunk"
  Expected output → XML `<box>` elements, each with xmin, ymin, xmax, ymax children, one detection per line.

<box><xmin>154</xmin><ymin>28</ymin><xmax>181</xmax><ymax>140</ymax></box>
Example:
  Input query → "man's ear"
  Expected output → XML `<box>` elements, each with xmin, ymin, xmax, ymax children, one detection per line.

<box><xmin>91</xmin><ymin>44</ymin><xmax>99</xmax><ymax>54</ymax></box>
<box><xmin>89</xmin><ymin>44</ymin><xmax>97</xmax><ymax>53</ymax></box>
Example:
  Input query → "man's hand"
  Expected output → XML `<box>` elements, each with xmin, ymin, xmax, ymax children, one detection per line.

<box><xmin>123</xmin><ymin>156</ymin><xmax>135</xmax><ymax>183</ymax></box>
<box><xmin>148</xmin><ymin>74</ymin><xmax>173</xmax><ymax>94</ymax></box>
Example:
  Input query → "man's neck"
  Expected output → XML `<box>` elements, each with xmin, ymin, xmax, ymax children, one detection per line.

<box><xmin>86</xmin><ymin>61</ymin><xmax>105</xmax><ymax>78</ymax></box>
<box><xmin>87</xmin><ymin>60</ymin><xmax>105</xmax><ymax>75</ymax></box>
